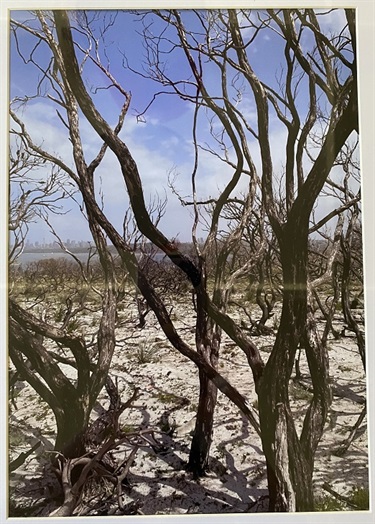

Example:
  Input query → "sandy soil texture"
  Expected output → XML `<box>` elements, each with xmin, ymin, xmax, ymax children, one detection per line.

<box><xmin>8</xmin><ymin>301</ymin><xmax>368</xmax><ymax>516</ymax></box>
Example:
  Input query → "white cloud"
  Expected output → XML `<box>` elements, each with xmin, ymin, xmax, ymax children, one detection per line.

<box><xmin>314</xmin><ymin>8</ymin><xmax>348</xmax><ymax>35</ymax></box>
<box><xmin>11</xmin><ymin>96</ymin><xmax>199</xmax><ymax>241</ymax></box>
<box><xmin>14</xmin><ymin>92</ymin><xmax>346</xmax><ymax>246</ymax></box>
<box><xmin>13</xmin><ymin>102</ymin><xmax>74</xmax><ymax>163</ymax></box>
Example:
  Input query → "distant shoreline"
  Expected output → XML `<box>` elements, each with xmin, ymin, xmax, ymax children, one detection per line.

<box><xmin>22</xmin><ymin>248</ymin><xmax>97</xmax><ymax>254</ymax></box>
<box><xmin>19</xmin><ymin>242</ymin><xmax>195</xmax><ymax>256</ymax></box>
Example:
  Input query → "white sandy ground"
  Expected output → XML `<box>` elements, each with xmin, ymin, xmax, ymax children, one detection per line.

<box><xmin>8</xmin><ymin>300</ymin><xmax>368</xmax><ymax>516</ymax></box>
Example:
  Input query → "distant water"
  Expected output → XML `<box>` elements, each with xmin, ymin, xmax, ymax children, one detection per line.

<box><xmin>14</xmin><ymin>250</ymin><xmax>168</xmax><ymax>267</ymax></box>
<box><xmin>14</xmin><ymin>251</ymin><xmax>97</xmax><ymax>266</ymax></box>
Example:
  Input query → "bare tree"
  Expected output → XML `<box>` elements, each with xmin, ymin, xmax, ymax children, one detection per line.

<box><xmin>8</xmin><ymin>133</ymin><xmax>69</xmax><ymax>263</ymax></box>
<box><xmin>9</xmin><ymin>10</ymin><xmax>124</xmax><ymax>458</ymax></box>
<box><xmin>9</xmin><ymin>8</ymin><xmax>360</xmax><ymax>513</ymax></box>
<box><xmin>9</xmin><ymin>8</ymin><xmax>260</xmax><ymax>486</ymax></box>
<box><xmin>126</xmin><ymin>8</ymin><xmax>358</xmax><ymax>510</ymax></box>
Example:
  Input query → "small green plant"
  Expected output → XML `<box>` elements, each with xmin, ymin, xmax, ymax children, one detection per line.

<box><xmin>120</xmin><ymin>424</ymin><xmax>136</xmax><ymax>434</ymax></box>
<box><xmin>315</xmin><ymin>495</ymin><xmax>345</xmax><ymax>512</ymax></box>
<box><xmin>335</xmin><ymin>303</ymin><xmax>343</xmax><ymax>312</ymax></box>
<box><xmin>349</xmin><ymin>486</ymin><xmax>369</xmax><ymax>510</ymax></box>
<box><xmin>156</xmin><ymin>391</ymin><xmax>180</xmax><ymax>404</ymax></box>
<box><xmin>315</xmin><ymin>486</ymin><xmax>369</xmax><ymax>512</ymax></box>
<box><xmin>9</xmin><ymin>426</ymin><xmax>25</xmax><ymax>447</ymax></box>
<box><xmin>134</xmin><ymin>341</ymin><xmax>159</xmax><ymax>364</ymax></box>
<box><xmin>66</xmin><ymin>318</ymin><xmax>81</xmax><ymax>333</ymax></box>
<box><xmin>289</xmin><ymin>382</ymin><xmax>313</xmax><ymax>402</ymax></box>
<box><xmin>53</xmin><ymin>305</ymin><xmax>65</xmax><ymax>323</ymax></box>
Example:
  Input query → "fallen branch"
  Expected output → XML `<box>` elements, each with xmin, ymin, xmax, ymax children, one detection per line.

<box><xmin>322</xmin><ymin>482</ymin><xmax>360</xmax><ymax>509</ymax></box>
<box><xmin>49</xmin><ymin>427</ymin><xmax>162</xmax><ymax>517</ymax></box>
<box><xmin>333</xmin><ymin>403</ymin><xmax>367</xmax><ymax>457</ymax></box>
<box><xmin>9</xmin><ymin>441</ymin><xmax>41</xmax><ymax>472</ymax></box>
<box><xmin>116</xmin><ymin>445</ymin><xmax>139</xmax><ymax>511</ymax></box>
<box><xmin>49</xmin><ymin>438</ymin><xmax>116</xmax><ymax>517</ymax></box>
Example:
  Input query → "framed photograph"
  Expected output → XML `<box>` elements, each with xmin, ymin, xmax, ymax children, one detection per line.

<box><xmin>1</xmin><ymin>1</ymin><xmax>374</xmax><ymax>522</ymax></box>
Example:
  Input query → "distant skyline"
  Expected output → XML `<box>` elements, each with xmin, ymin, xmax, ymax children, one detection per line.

<box><xmin>23</xmin><ymin>238</ymin><xmax>92</xmax><ymax>249</ymax></box>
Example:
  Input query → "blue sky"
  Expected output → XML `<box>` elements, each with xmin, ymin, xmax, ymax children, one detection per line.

<box><xmin>2</xmin><ymin>4</ymin><xmax>375</xmax><ymax>523</ymax></box>
<box><xmin>9</xmin><ymin>8</ymin><xmax>357</xmax><ymax>245</ymax></box>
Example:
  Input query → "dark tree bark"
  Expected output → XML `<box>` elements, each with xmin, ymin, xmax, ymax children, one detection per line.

<box><xmin>188</xmin><ymin>365</ymin><xmax>218</xmax><ymax>476</ymax></box>
<box><xmin>10</xmin><ymin>8</ymin><xmax>360</xmax><ymax>513</ymax></box>
<box><xmin>9</xmin><ymin>314</ymin><xmax>90</xmax><ymax>457</ymax></box>
<box><xmin>187</xmin><ymin>286</ymin><xmax>220</xmax><ymax>475</ymax></box>
<box><xmin>257</xmin><ymin>221</ymin><xmax>309</xmax><ymax>511</ymax></box>
<box><xmin>341</xmin><ymin>213</ymin><xmax>366</xmax><ymax>370</ymax></box>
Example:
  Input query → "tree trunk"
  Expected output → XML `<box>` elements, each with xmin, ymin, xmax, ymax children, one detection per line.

<box><xmin>261</xmin><ymin>401</ymin><xmax>314</xmax><ymax>511</ymax></box>
<box><xmin>187</xmin><ymin>320</ymin><xmax>220</xmax><ymax>478</ymax></box>
<box><xmin>188</xmin><ymin>366</ymin><xmax>218</xmax><ymax>477</ymax></box>
<box><xmin>188</xmin><ymin>283</ymin><xmax>220</xmax><ymax>477</ymax></box>
<box><xmin>341</xmin><ymin>230</ymin><xmax>366</xmax><ymax>370</ymax></box>
<box><xmin>258</xmin><ymin>330</ymin><xmax>315</xmax><ymax>511</ymax></box>
<box><xmin>257</xmin><ymin>223</ymin><xmax>316</xmax><ymax>511</ymax></box>
<box><xmin>54</xmin><ymin>401</ymin><xmax>90</xmax><ymax>458</ymax></box>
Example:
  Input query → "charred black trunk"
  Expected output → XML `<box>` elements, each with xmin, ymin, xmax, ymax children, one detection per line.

<box><xmin>54</xmin><ymin>402</ymin><xmax>89</xmax><ymax>459</ymax></box>
<box><xmin>187</xmin><ymin>282</ymin><xmax>220</xmax><ymax>477</ymax></box>
<box><xmin>187</xmin><ymin>367</ymin><xmax>218</xmax><ymax>477</ymax></box>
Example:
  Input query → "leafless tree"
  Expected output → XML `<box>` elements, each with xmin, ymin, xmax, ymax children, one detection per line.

<box><xmin>126</xmin><ymin>9</ymin><xmax>358</xmax><ymax>510</ymax></box>
<box><xmin>9</xmin><ymin>9</ymin><xmax>259</xmax><ymax>494</ymax></box>
<box><xmin>8</xmin><ymin>132</ymin><xmax>69</xmax><ymax>263</ymax></box>
<box><xmin>9</xmin><ymin>10</ymin><xmax>125</xmax><ymax>458</ymax></box>
<box><xmin>9</xmin><ymin>8</ymin><xmax>360</xmax><ymax>513</ymax></box>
